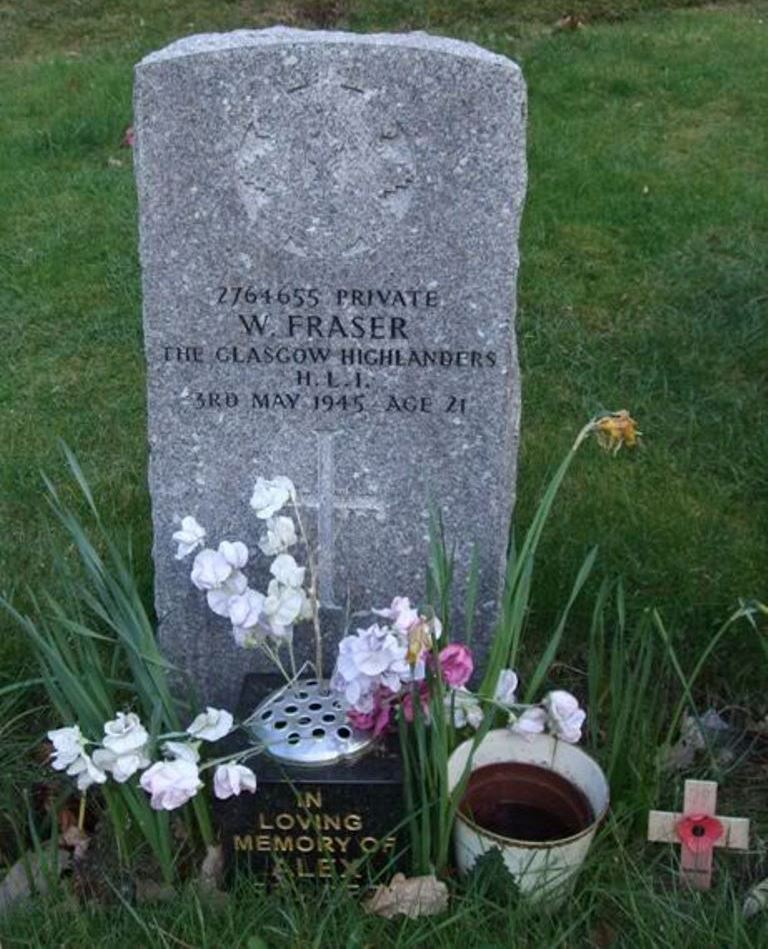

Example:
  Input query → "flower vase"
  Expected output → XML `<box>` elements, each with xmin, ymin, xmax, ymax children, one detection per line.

<box><xmin>447</xmin><ymin>729</ymin><xmax>609</xmax><ymax>903</ymax></box>
<box><xmin>247</xmin><ymin>677</ymin><xmax>375</xmax><ymax>765</ymax></box>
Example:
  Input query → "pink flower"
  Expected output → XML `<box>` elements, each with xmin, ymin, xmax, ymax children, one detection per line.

<box><xmin>438</xmin><ymin>644</ymin><xmax>473</xmax><ymax>688</ymax></box>
<box><xmin>348</xmin><ymin>703</ymin><xmax>392</xmax><ymax>737</ymax></box>
<box><xmin>139</xmin><ymin>759</ymin><xmax>202</xmax><ymax>810</ymax></box>
<box><xmin>402</xmin><ymin>682</ymin><xmax>431</xmax><ymax>723</ymax></box>
<box><xmin>373</xmin><ymin>596</ymin><xmax>419</xmax><ymax>632</ymax></box>
<box><xmin>676</xmin><ymin>814</ymin><xmax>724</xmax><ymax>854</ymax></box>
<box><xmin>347</xmin><ymin>687</ymin><xmax>396</xmax><ymax>736</ymax></box>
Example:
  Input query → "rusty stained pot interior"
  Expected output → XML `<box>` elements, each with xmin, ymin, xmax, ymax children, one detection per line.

<box><xmin>459</xmin><ymin>762</ymin><xmax>595</xmax><ymax>843</ymax></box>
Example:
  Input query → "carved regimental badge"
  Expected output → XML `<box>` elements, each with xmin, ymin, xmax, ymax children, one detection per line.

<box><xmin>236</xmin><ymin>73</ymin><xmax>416</xmax><ymax>258</ymax></box>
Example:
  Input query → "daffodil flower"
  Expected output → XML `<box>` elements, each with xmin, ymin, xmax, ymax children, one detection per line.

<box><xmin>594</xmin><ymin>410</ymin><xmax>641</xmax><ymax>454</ymax></box>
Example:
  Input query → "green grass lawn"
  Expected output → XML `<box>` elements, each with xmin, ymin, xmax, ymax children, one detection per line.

<box><xmin>0</xmin><ymin>1</ymin><xmax>767</xmax><ymax>944</ymax></box>
<box><xmin>2</xmin><ymin>1</ymin><xmax>766</xmax><ymax>681</ymax></box>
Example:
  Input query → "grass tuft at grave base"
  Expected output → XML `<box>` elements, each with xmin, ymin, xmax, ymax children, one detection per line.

<box><xmin>1</xmin><ymin>845</ymin><xmax>768</xmax><ymax>946</ymax></box>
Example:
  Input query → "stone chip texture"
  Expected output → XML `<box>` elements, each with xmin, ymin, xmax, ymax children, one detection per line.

<box><xmin>134</xmin><ymin>27</ymin><xmax>526</xmax><ymax>706</ymax></box>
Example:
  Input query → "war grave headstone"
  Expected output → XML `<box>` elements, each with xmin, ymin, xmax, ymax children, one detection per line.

<box><xmin>134</xmin><ymin>27</ymin><xmax>526</xmax><ymax>882</ymax></box>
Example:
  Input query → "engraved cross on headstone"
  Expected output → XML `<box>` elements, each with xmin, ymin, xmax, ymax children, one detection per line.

<box><xmin>302</xmin><ymin>431</ymin><xmax>385</xmax><ymax>609</ymax></box>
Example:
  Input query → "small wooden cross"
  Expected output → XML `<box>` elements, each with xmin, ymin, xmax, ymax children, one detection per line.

<box><xmin>647</xmin><ymin>779</ymin><xmax>750</xmax><ymax>889</ymax></box>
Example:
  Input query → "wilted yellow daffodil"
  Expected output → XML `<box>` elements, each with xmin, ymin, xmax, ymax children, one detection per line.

<box><xmin>594</xmin><ymin>410</ymin><xmax>641</xmax><ymax>454</ymax></box>
<box><xmin>407</xmin><ymin>619</ymin><xmax>433</xmax><ymax>666</ymax></box>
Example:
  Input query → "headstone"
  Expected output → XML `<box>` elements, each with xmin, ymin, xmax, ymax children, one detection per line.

<box><xmin>134</xmin><ymin>28</ymin><xmax>527</xmax><ymax>707</ymax></box>
<box><xmin>647</xmin><ymin>779</ymin><xmax>749</xmax><ymax>889</ymax></box>
<box><xmin>214</xmin><ymin>675</ymin><xmax>403</xmax><ymax>884</ymax></box>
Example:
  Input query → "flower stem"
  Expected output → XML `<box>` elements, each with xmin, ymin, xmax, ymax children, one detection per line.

<box><xmin>77</xmin><ymin>793</ymin><xmax>86</xmax><ymax>832</ymax></box>
<box><xmin>261</xmin><ymin>642</ymin><xmax>292</xmax><ymax>683</ymax></box>
<box><xmin>291</xmin><ymin>493</ymin><xmax>323</xmax><ymax>682</ymax></box>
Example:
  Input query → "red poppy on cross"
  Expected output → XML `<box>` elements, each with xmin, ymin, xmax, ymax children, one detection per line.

<box><xmin>647</xmin><ymin>779</ymin><xmax>750</xmax><ymax>889</ymax></box>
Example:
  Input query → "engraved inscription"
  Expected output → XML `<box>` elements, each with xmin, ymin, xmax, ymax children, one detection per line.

<box><xmin>229</xmin><ymin>787</ymin><xmax>398</xmax><ymax>884</ymax></box>
<box><xmin>165</xmin><ymin>283</ymin><xmax>492</xmax><ymax>421</ymax></box>
<box><xmin>236</xmin><ymin>73</ymin><xmax>416</xmax><ymax>258</ymax></box>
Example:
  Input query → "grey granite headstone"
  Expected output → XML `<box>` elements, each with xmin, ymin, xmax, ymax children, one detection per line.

<box><xmin>134</xmin><ymin>28</ymin><xmax>526</xmax><ymax>707</ymax></box>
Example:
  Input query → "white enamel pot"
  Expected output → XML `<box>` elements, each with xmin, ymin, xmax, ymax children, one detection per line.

<box><xmin>448</xmin><ymin>729</ymin><xmax>609</xmax><ymax>903</ymax></box>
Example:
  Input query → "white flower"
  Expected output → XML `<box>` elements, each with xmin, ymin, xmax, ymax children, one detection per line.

<box><xmin>213</xmin><ymin>763</ymin><xmax>257</xmax><ymax>799</ymax></box>
<box><xmin>264</xmin><ymin>579</ymin><xmax>304</xmax><ymax>629</ymax></box>
<box><xmin>338</xmin><ymin>624</ymin><xmax>408</xmax><ymax>679</ymax></box>
<box><xmin>266</xmin><ymin>622</ymin><xmax>293</xmax><ymax>643</ymax></box>
<box><xmin>229</xmin><ymin>589</ymin><xmax>268</xmax><ymax>648</ymax></box>
<box><xmin>229</xmin><ymin>588</ymin><xmax>266</xmax><ymax>631</ymax></box>
<box><xmin>67</xmin><ymin>752</ymin><xmax>108</xmax><ymax>792</ymax></box>
<box><xmin>90</xmin><ymin>712</ymin><xmax>152</xmax><ymax>782</ymax></box>
<box><xmin>218</xmin><ymin>540</ymin><xmax>248</xmax><ymax>570</ymax></box>
<box><xmin>48</xmin><ymin>725</ymin><xmax>87</xmax><ymax>771</ymax></box>
<box><xmin>172</xmin><ymin>516</ymin><xmax>206</xmax><ymax>560</ymax></box>
<box><xmin>92</xmin><ymin>746</ymin><xmax>151</xmax><ymax>783</ymax></box>
<box><xmin>190</xmin><ymin>548</ymin><xmax>233</xmax><ymax>591</ymax></box>
<box><xmin>446</xmin><ymin>687</ymin><xmax>483</xmax><ymax>729</ymax></box>
<box><xmin>544</xmin><ymin>690</ymin><xmax>586</xmax><ymax>743</ymax></box>
<box><xmin>331</xmin><ymin>666</ymin><xmax>374</xmax><ymax>713</ymax></box>
<box><xmin>206</xmin><ymin>570</ymin><xmax>247</xmax><ymax>617</ymax></box>
<box><xmin>48</xmin><ymin>725</ymin><xmax>107</xmax><ymax>790</ymax></box>
<box><xmin>298</xmin><ymin>588</ymin><xmax>314</xmax><ymax>621</ymax></box>
<box><xmin>250</xmin><ymin>476</ymin><xmax>295</xmax><ymax>520</ymax></box>
<box><xmin>270</xmin><ymin>553</ymin><xmax>305</xmax><ymax>589</ymax></box>
<box><xmin>162</xmin><ymin>740</ymin><xmax>201</xmax><ymax>763</ymax></box>
<box><xmin>494</xmin><ymin>669</ymin><xmax>519</xmax><ymax>707</ymax></box>
<box><xmin>258</xmin><ymin>516</ymin><xmax>297</xmax><ymax>556</ymax></box>
<box><xmin>333</xmin><ymin>623</ymin><xmax>410</xmax><ymax>712</ymax></box>
<box><xmin>102</xmin><ymin>712</ymin><xmax>149</xmax><ymax>757</ymax></box>
<box><xmin>186</xmin><ymin>707</ymin><xmax>234</xmax><ymax>742</ymax></box>
<box><xmin>510</xmin><ymin>706</ymin><xmax>547</xmax><ymax>738</ymax></box>
<box><xmin>233</xmin><ymin>625</ymin><xmax>267</xmax><ymax>648</ymax></box>
<box><xmin>140</xmin><ymin>759</ymin><xmax>202</xmax><ymax>811</ymax></box>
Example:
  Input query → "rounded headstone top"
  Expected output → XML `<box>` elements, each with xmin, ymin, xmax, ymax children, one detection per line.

<box><xmin>137</xmin><ymin>26</ymin><xmax>522</xmax><ymax>76</ymax></box>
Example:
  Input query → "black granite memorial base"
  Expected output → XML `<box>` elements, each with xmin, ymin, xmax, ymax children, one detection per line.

<box><xmin>213</xmin><ymin>675</ymin><xmax>404</xmax><ymax>887</ymax></box>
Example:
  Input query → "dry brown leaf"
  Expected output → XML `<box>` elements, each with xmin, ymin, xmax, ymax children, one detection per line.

<box><xmin>362</xmin><ymin>873</ymin><xmax>448</xmax><ymax>919</ymax></box>
<box><xmin>0</xmin><ymin>849</ymin><xmax>71</xmax><ymax>916</ymax></box>
<box><xmin>555</xmin><ymin>15</ymin><xmax>584</xmax><ymax>31</ymax></box>
<box><xmin>199</xmin><ymin>843</ymin><xmax>225</xmax><ymax>892</ymax></box>
<box><xmin>58</xmin><ymin>807</ymin><xmax>78</xmax><ymax>832</ymax></box>
<box><xmin>61</xmin><ymin>825</ymin><xmax>90</xmax><ymax>860</ymax></box>
<box><xmin>135</xmin><ymin>878</ymin><xmax>176</xmax><ymax>904</ymax></box>
<box><xmin>663</xmin><ymin>709</ymin><xmax>738</xmax><ymax>771</ymax></box>
<box><xmin>743</xmin><ymin>877</ymin><xmax>768</xmax><ymax>918</ymax></box>
<box><xmin>746</xmin><ymin>715</ymin><xmax>768</xmax><ymax>736</ymax></box>
<box><xmin>172</xmin><ymin>816</ymin><xmax>190</xmax><ymax>843</ymax></box>
<box><xmin>590</xmin><ymin>918</ymin><xmax>618</xmax><ymax>947</ymax></box>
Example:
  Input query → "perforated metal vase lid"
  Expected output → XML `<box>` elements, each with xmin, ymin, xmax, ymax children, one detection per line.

<box><xmin>246</xmin><ymin>679</ymin><xmax>376</xmax><ymax>765</ymax></box>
